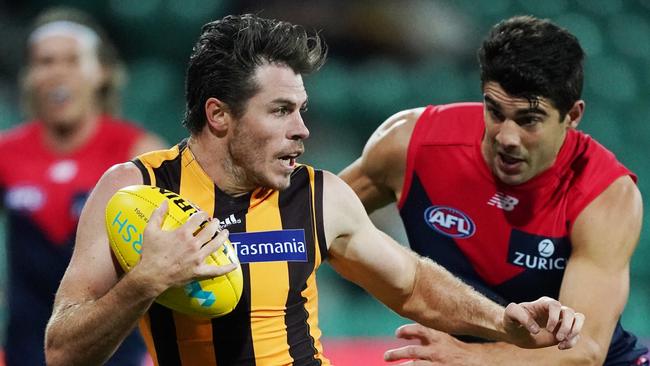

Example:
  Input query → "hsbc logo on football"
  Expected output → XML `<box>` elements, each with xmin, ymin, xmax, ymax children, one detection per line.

<box><xmin>424</xmin><ymin>205</ymin><xmax>475</xmax><ymax>239</ymax></box>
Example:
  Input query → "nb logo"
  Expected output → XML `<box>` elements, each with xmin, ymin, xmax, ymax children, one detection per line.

<box><xmin>487</xmin><ymin>192</ymin><xmax>519</xmax><ymax>211</ymax></box>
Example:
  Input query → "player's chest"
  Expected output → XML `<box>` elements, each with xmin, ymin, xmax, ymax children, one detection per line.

<box><xmin>1</xmin><ymin>154</ymin><xmax>111</xmax><ymax>218</ymax></box>
<box><xmin>403</xmin><ymin>170</ymin><xmax>572</xmax><ymax>285</ymax></box>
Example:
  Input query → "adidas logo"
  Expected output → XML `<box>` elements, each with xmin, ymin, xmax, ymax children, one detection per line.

<box><xmin>217</xmin><ymin>213</ymin><xmax>242</xmax><ymax>229</ymax></box>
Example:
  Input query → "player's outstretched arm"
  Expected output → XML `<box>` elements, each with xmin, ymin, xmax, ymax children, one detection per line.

<box><xmin>383</xmin><ymin>175</ymin><xmax>640</xmax><ymax>365</ymax></box>
<box><xmin>44</xmin><ymin>163</ymin><xmax>235</xmax><ymax>366</ymax></box>
<box><xmin>323</xmin><ymin>171</ymin><xmax>583</xmax><ymax>349</ymax></box>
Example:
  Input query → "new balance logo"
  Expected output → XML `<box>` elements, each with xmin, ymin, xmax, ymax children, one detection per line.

<box><xmin>487</xmin><ymin>192</ymin><xmax>519</xmax><ymax>211</ymax></box>
<box><xmin>216</xmin><ymin>214</ymin><xmax>242</xmax><ymax>229</ymax></box>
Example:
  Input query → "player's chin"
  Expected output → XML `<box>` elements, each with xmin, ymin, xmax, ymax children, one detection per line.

<box><xmin>262</xmin><ymin>163</ymin><xmax>294</xmax><ymax>190</ymax></box>
<box><xmin>264</xmin><ymin>172</ymin><xmax>292</xmax><ymax>191</ymax></box>
<box><xmin>271</xmin><ymin>177</ymin><xmax>292</xmax><ymax>191</ymax></box>
<box><xmin>495</xmin><ymin>169</ymin><xmax>528</xmax><ymax>186</ymax></box>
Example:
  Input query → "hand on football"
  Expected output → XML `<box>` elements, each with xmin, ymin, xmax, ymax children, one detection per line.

<box><xmin>133</xmin><ymin>200</ymin><xmax>238</xmax><ymax>295</ymax></box>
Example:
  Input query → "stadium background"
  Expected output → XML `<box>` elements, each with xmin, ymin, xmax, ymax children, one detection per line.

<box><xmin>0</xmin><ymin>0</ymin><xmax>648</xmax><ymax>364</ymax></box>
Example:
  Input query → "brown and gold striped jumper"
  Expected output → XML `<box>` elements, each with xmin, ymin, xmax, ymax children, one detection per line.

<box><xmin>132</xmin><ymin>139</ymin><xmax>330</xmax><ymax>366</ymax></box>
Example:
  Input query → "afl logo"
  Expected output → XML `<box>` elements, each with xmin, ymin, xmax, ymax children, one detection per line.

<box><xmin>424</xmin><ymin>205</ymin><xmax>476</xmax><ymax>238</ymax></box>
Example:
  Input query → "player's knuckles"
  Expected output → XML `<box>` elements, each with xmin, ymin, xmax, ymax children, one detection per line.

<box><xmin>404</xmin><ymin>345</ymin><xmax>431</xmax><ymax>359</ymax></box>
<box><xmin>187</xmin><ymin>211</ymin><xmax>208</xmax><ymax>224</ymax></box>
<box><xmin>402</xmin><ymin>323</ymin><xmax>429</xmax><ymax>338</ymax></box>
<box><xmin>539</xmin><ymin>296</ymin><xmax>555</xmax><ymax>303</ymax></box>
<box><xmin>560</xmin><ymin>305</ymin><xmax>575</xmax><ymax>316</ymax></box>
<box><xmin>505</xmin><ymin>302</ymin><xmax>528</xmax><ymax>322</ymax></box>
<box><xmin>545</xmin><ymin>298</ymin><xmax>562</xmax><ymax>310</ymax></box>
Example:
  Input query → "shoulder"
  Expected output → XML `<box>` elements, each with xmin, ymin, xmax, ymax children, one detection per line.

<box><xmin>100</xmin><ymin>162</ymin><xmax>145</xmax><ymax>188</ymax></box>
<box><xmin>571</xmin><ymin>174</ymin><xmax>642</xmax><ymax>265</ymax></box>
<box><xmin>361</xmin><ymin>107</ymin><xmax>425</xmax><ymax>182</ymax></box>
<box><xmin>365</xmin><ymin>107</ymin><xmax>425</xmax><ymax>155</ymax></box>
<box><xmin>77</xmin><ymin>162</ymin><xmax>144</xmax><ymax>231</ymax></box>
<box><xmin>564</xmin><ymin>130</ymin><xmax>634</xmax><ymax>220</ymax></box>
<box><xmin>0</xmin><ymin>121</ymin><xmax>39</xmax><ymax>146</ymax></box>
<box><xmin>577</xmin><ymin>174</ymin><xmax>641</xmax><ymax>221</ymax></box>
<box><xmin>78</xmin><ymin>162</ymin><xmax>145</xmax><ymax>222</ymax></box>
<box><xmin>321</xmin><ymin>170</ymin><xmax>373</xmax><ymax>237</ymax></box>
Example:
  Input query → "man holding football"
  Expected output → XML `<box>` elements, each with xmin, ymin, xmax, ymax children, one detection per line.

<box><xmin>45</xmin><ymin>14</ymin><xmax>584</xmax><ymax>366</ymax></box>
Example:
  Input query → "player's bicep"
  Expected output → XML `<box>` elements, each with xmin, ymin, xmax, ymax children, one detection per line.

<box><xmin>324</xmin><ymin>171</ymin><xmax>416</xmax><ymax>308</ymax></box>
<box><xmin>559</xmin><ymin>176</ymin><xmax>642</xmax><ymax>353</ymax></box>
<box><xmin>55</xmin><ymin>163</ymin><xmax>144</xmax><ymax>305</ymax></box>
<box><xmin>570</xmin><ymin>175</ymin><xmax>641</xmax><ymax>273</ymax></box>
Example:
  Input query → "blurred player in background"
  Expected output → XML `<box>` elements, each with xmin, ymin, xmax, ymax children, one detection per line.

<box><xmin>44</xmin><ymin>13</ymin><xmax>584</xmax><ymax>366</ymax></box>
<box><xmin>340</xmin><ymin>15</ymin><xmax>649</xmax><ymax>366</ymax></box>
<box><xmin>0</xmin><ymin>7</ymin><xmax>165</xmax><ymax>366</ymax></box>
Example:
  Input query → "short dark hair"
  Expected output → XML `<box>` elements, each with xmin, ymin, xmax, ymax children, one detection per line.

<box><xmin>183</xmin><ymin>14</ymin><xmax>327</xmax><ymax>134</ymax></box>
<box><xmin>478</xmin><ymin>15</ymin><xmax>584</xmax><ymax>119</ymax></box>
<box><xmin>24</xmin><ymin>6</ymin><xmax>125</xmax><ymax>115</ymax></box>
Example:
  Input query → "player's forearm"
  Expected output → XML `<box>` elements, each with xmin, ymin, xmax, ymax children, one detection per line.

<box><xmin>463</xmin><ymin>338</ymin><xmax>604</xmax><ymax>366</ymax></box>
<box><xmin>397</xmin><ymin>257</ymin><xmax>508</xmax><ymax>340</ymax></box>
<box><xmin>45</xmin><ymin>270</ymin><xmax>158</xmax><ymax>366</ymax></box>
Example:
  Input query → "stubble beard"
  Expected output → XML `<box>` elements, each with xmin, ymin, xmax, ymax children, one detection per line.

<box><xmin>226</xmin><ymin>134</ymin><xmax>270</xmax><ymax>192</ymax></box>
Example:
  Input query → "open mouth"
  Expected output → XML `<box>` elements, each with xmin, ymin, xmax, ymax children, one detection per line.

<box><xmin>47</xmin><ymin>86</ymin><xmax>71</xmax><ymax>105</ymax></box>
<box><xmin>497</xmin><ymin>152</ymin><xmax>524</xmax><ymax>173</ymax></box>
<box><xmin>498</xmin><ymin>153</ymin><xmax>522</xmax><ymax>164</ymax></box>
<box><xmin>278</xmin><ymin>153</ymin><xmax>300</xmax><ymax>168</ymax></box>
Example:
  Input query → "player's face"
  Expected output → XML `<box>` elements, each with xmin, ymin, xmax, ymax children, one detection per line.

<box><xmin>26</xmin><ymin>33</ymin><xmax>102</xmax><ymax>129</ymax></box>
<box><xmin>481</xmin><ymin>82</ymin><xmax>571</xmax><ymax>185</ymax></box>
<box><xmin>228</xmin><ymin>63</ymin><xmax>310</xmax><ymax>191</ymax></box>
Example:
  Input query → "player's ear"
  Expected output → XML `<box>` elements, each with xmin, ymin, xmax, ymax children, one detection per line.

<box><xmin>565</xmin><ymin>100</ymin><xmax>584</xmax><ymax>129</ymax></box>
<box><xmin>205</xmin><ymin>97</ymin><xmax>230</xmax><ymax>135</ymax></box>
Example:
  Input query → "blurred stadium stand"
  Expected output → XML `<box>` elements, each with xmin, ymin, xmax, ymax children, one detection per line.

<box><xmin>1</xmin><ymin>0</ymin><xmax>648</xmax><ymax>362</ymax></box>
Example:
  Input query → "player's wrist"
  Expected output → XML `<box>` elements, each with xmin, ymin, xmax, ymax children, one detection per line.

<box><xmin>126</xmin><ymin>263</ymin><xmax>168</xmax><ymax>299</ymax></box>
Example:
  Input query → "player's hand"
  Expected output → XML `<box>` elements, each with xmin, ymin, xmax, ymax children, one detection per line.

<box><xmin>383</xmin><ymin>324</ymin><xmax>474</xmax><ymax>366</ymax></box>
<box><xmin>503</xmin><ymin>296</ymin><xmax>584</xmax><ymax>349</ymax></box>
<box><xmin>133</xmin><ymin>201</ymin><xmax>238</xmax><ymax>295</ymax></box>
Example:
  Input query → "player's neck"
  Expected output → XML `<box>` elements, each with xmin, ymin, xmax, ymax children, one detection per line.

<box><xmin>187</xmin><ymin>134</ymin><xmax>255</xmax><ymax>197</ymax></box>
<box><xmin>42</xmin><ymin>112</ymin><xmax>101</xmax><ymax>154</ymax></box>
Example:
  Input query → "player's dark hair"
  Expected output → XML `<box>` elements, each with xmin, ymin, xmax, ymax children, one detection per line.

<box><xmin>23</xmin><ymin>6</ymin><xmax>125</xmax><ymax>115</ymax></box>
<box><xmin>478</xmin><ymin>15</ymin><xmax>584</xmax><ymax>119</ymax></box>
<box><xmin>183</xmin><ymin>13</ymin><xmax>327</xmax><ymax>134</ymax></box>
